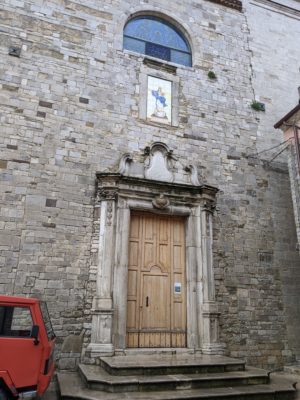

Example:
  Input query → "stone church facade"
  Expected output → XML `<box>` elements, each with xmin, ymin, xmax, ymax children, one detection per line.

<box><xmin>1</xmin><ymin>0</ymin><xmax>300</xmax><ymax>371</ymax></box>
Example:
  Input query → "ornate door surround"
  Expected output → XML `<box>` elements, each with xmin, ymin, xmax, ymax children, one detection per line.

<box><xmin>87</xmin><ymin>142</ymin><xmax>224</xmax><ymax>356</ymax></box>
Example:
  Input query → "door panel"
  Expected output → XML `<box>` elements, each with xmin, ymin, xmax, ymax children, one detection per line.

<box><xmin>0</xmin><ymin>306</ymin><xmax>43</xmax><ymax>389</ymax></box>
<box><xmin>141</xmin><ymin>272</ymin><xmax>169</xmax><ymax>329</ymax></box>
<box><xmin>126</xmin><ymin>212</ymin><xmax>186</xmax><ymax>348</ymax></box>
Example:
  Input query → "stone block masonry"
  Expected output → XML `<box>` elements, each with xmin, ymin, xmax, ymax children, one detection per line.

<box><xmin>0</xmin><ymin>0</ymin><xmax>300</xmax><ymax>369</ymax></box>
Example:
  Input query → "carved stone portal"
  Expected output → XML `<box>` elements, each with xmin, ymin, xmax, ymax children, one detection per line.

<box><xmin>87</xmin><ymin>142</ymin><xmax>224</xmax><ymax>357</ymax></box>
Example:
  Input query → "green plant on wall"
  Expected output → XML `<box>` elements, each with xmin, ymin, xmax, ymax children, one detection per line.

<box><xmin>208</xmin><ymin>71</ymin><xmax>217</xmax><ymax>79</ymax></box>
<box><xmin>251</xmin><ymin>100</ymin><xmax>265</xmax><ymax>111</ymax></box>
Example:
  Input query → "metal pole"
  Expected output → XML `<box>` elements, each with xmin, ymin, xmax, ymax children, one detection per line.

<box><xmin>293</xmin><ymin>124</ymin><xmax>300</xmax><ymax>174</ymax></box>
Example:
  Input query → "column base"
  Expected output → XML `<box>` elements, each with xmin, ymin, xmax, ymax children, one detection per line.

<box><xmin>201</xmin><ymin>343</ymin><xmax>226</xmax><ymax>355</ymax></box>
<box><xmin>86</xmin><ymin>343</ymin><xmax>114</xmax><ymax>357</ymax></box>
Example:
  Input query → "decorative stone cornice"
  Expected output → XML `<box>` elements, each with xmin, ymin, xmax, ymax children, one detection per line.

<box><xmin>96</xmin><ymin>142</ymin><xmax>219</xmax><ymax>206</ymax></box>
<box><xmin>96</xmin><ymin>172</ymin><xmax>218</xmax><ymax>204</ymax></box>
<box><xmin>252</xmin><ymin>0</ymin><xmax>300</xmax><ymax>21</ymax></box>
<box><xmin>206</xmin><ymin>0</ymin><xmax>242</xmax><ymax>11</ymax></box>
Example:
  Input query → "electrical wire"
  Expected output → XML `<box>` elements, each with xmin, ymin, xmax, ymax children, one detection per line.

<box><xmin>265</xmin><ymin>143</ymin><xmax>290</xmax><ymax>164</ymax></box>
<box><xmin>247</xmin><ymin>137</ymin><xmax>292</xmax><ymax>158</ymax></box>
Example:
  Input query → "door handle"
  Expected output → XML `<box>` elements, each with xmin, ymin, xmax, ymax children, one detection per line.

<box><xmin>146</xmin><ymin>296</ymin><xmax>149</xmax><ymax>307</ymax></box>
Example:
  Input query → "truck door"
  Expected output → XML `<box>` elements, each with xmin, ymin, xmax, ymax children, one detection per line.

<box><xmin>0</xmin><ymin>305</ymin><xmax>43</xmax><ymax>391</ymax></box>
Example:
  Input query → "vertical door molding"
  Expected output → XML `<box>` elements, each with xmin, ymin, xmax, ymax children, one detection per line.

<box><xmin>113</xmin><ymin>198</ymin><xmax>131</xmax><ymax>350</ymax></box>
<box><xmin>200</xmin><ymin>199</ymin><xmax>224</xmax><ymax>354</ymax></box>
<box><xmin>87</xmin><ymin>181</ymin><xmax>119</xmax><ymax>356</ymax></box>
<box><xmin>185</xmin><ymin>206</ymin><xmax>201</xmax><ymax>349</ymax></box>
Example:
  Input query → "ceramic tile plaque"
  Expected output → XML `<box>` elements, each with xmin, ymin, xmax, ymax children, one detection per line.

<box><xmin>147</xmin><ymin>76</ymin><xmax>172</xmax><ymax>125</ymax></box>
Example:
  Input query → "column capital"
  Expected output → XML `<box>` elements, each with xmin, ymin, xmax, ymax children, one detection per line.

<box><xmin>96</xmin><ymin>187</ymin><xmax>118</xmax><ymax>202</ymax></box>
<box><xmin>201</xmin><ymin>199</ymin><xmax>217</xmax><ymax>214</ymax></box>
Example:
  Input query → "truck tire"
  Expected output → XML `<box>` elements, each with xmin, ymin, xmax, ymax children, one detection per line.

<box><xmin>0</xmin><ymin>388</ymin><xmax>9</xmax><ymax>400</ymax></box>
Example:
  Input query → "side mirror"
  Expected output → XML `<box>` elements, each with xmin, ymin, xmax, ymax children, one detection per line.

<box><xmin>31</xmin><ymin>325</ymin><xmax>39</xmax><ymax>345</ymax></box>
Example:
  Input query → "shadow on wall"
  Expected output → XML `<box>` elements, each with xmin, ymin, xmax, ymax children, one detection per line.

<box><xmin>58</xmin><ymin>330</ymin><xmax>85</xmax><ymax>370</ymax></box>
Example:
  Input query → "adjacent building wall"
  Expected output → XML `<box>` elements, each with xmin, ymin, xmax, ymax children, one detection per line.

<box><xmin>244</xmin><ymin>0</ymin><xmax>300</xmax><ymax>361</ymax></box>
<box><xmin>274</xmin><ymin>117</ymin><xmax>300</xmax><ymax>361</ymax></box>
<box><xmin>244</xmin><ymin>0</ymin><xmax>300</xmax><ymax>151</ymax></box>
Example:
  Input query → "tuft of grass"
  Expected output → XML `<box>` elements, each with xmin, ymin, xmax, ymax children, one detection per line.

<box><xmin>251</xmin><ymin>100</ymin><xmax>265</xmax><ymax>111</ymax></box>
<box><xmin>208</xmin><ymin>71</ymin><xmax>217</xmax><ymax>79</ymax></box>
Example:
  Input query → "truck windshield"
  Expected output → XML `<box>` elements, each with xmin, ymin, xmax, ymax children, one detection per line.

<box><xmin>39</xmin><ymin>302</ymin><xmax>55</xmax><ymax>340</ymax></box>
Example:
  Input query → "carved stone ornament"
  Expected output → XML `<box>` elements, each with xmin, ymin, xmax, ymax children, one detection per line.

<box><xmin>145</xmin><ymin>143</ymin><xmax>174</xmax><ymax>183</ymax></box>
<box><xmin>202</xmin><ymin>200</ymin><xmax>217</xmax><ymax>214</ymax></box>
<box><xmin>117</xmin><ymin>141</ymin><xmax>202</xmax><ymax>186</ymax></box>
<box><xmin>118</xmin><ymin>153</ymin><xmax>133</xmax><ymax>175</ymax></box>
<box><xmin>97</xmin><ymin>188</ymin><xmax>118</xmax><ymax>202</ymax></box>
<box><xmin>152</xmin><ymin>194</ymin><xmax>170</xmax><ymax>209</ymax></box>
<box><xmin>184</xmin><ymin>165</ymin><xmax>200</xmax><ymax>186</ymax></box>
<box><xmin>106</xmin><ymin>202</ymin><xmax>113</xmax><ymax>226</ymax></box>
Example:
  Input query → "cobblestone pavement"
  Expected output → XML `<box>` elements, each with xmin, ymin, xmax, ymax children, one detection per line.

<box><xmin>42</xmin><ymin>381</ymin><xmax>59</xmax><ymax>400</ymax></box>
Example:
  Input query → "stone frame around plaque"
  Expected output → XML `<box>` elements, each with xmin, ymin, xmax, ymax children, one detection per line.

<box><xmin>139</xmin><ymin>65</ymin><xmax>179</xmax><ymax>127</ymax></box>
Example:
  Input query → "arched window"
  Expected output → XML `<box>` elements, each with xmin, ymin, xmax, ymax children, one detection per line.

<box><xmin>123</xmin><ymin>16</ymin><xmax>192</xmax><ymax>67</ymax></box>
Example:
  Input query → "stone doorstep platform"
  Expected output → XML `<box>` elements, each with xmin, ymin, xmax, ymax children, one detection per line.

<box><xmin>79</xmin><ymin>364</ymin><xmax>269</xmax><ymax>392</ymax></box>
<box><xmin>57</xmin><ymin>354</ymin><xmax>296</xmax><ymax>400</ymax></box>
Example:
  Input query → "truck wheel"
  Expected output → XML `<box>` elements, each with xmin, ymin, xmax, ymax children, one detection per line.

<box><xmin>0</xmin><ymin>388</ymin><xmax>9</xmax><ymax>400</ymax></box>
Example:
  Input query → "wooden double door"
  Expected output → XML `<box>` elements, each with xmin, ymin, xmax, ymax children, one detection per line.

<box><xmin>126</xmin><ymin>212</ymin><xmax>186</xmax><ymax>348</ymax></box>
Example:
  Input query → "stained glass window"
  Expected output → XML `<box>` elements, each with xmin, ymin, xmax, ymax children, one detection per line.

<box><xmin>123</xmin><ymin>16</ymin><xmax>192</xmax><ymax>67</ymax></box>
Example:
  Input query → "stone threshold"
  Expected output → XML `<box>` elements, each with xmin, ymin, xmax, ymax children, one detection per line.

<box><xmin>115</xmin><ymin>347</ymin><xmax>199</xmax><ymax>356</ymax></box>
<box><xmin>99</xmin><ymin>353</ymin><xmax>245</xmax><ymax>374</ymax></box>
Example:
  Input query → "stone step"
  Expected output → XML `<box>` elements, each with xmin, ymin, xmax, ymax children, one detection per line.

<box><xmin>58</xmin><ymin>372</ymin><xmax>295</xmax><ymax>400</ymax></box>
<box><xmin>284</xmin><ymin>364</ymin><xmax>300</xmax><ymax>375</ymax></box>
<box><xmin>79</xmin><ymin>364</ymin><xmax>269</xmax><ymax>393</ymax></box>
<box><xmin>99</xmin><ymin>354</ymin><xmax>245</xmax><ymax>376</ymax></box>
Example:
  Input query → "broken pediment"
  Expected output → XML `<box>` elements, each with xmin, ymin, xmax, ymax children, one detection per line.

<box><xmin>118</xmin><ymin>142</ymin><xmax>201</xmax><ymax>186</ymax></box>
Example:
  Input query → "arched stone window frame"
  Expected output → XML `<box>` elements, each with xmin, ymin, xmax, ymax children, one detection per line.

<box><xmin>123</xmin><ymin>14</ymin><xmax>193</xmax><ymax>67</ymax></box>
<box><xmin>120</xmin><ymin>11</ymin><xmax>194</xmax><ymax>68</ymax></box>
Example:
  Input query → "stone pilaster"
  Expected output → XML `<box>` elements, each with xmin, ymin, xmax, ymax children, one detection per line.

<box><xmin>87</xmin><ymin>183</ymin><xmax>118</xmax><ymax>356</ymax></box>
<box><xmin>200</xmin><ymin>199</ymin><xmax>225</xmax><ymax>355</ymax></box>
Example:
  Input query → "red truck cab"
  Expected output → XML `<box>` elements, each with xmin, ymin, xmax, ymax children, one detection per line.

<box><xmin>0</xmin><ymin>295</ymin><xmax>56</xmax><ymax>399</ymax></box>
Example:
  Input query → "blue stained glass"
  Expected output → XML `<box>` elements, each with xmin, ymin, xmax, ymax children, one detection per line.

<box><xmin>170</xmin><ymin>50</ymin><xmax>191</xmax><ymax>67</ymax></box>
<box><xmin>123</xmin><ymin>16</ymin><xmax>192</xmax><ymax>67</ymax></box>
<box><xmin>123</xmin><ymin>36</ymin><xmax>145</xmax><ymax>54</ymax></box>
<box><xmin>124</xmin><ymin>17</ymin><xmax>189</xmax><ymax>52</ymax></box>
<box><xmin>145</xmin><ymin>42</ymin><xmax>170</xmax><ymax>61</ymax></box>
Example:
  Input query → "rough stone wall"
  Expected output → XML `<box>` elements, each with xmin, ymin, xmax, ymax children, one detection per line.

<box><xmin>244</xmin><ymin>0</ymin><xmax>300</xmax><ymax>152</ymax></box>
<box><xmin>243</xmin><ymin>0</ymin><xmax>300</xmax><ymax>362</ymax></box>
<box><xmin>214</xmin><ymin>159</ymin><xmax>299</xmax><ymax>366</ymax></box>
<box><xmin>0</xmin><ymin>0</ymin><xmax>299</xmax><ymax>369</ymax></box>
